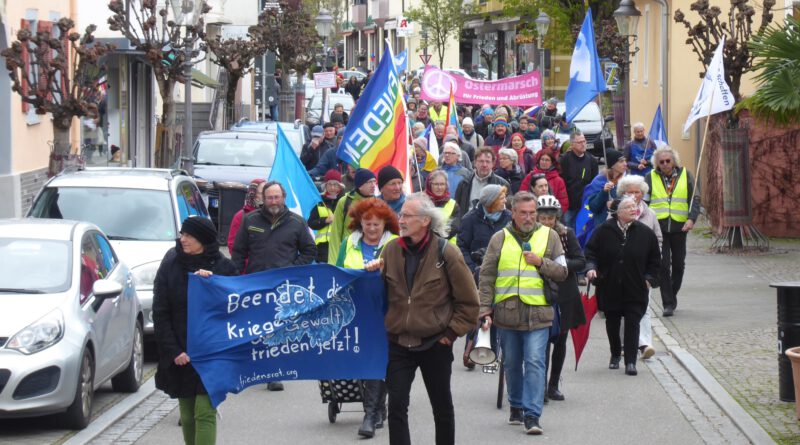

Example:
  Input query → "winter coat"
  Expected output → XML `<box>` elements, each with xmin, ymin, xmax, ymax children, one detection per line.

<box><xmin>300</xmin><ymin>139</ymin><xmax>334</xmax><ymax>171</ymax></box>
<box><xmin>519</xmin><ymin>167</ymin><xmax>569</xmax><ymax>210</ymax></box>
<box><xmin>553</xmin><ymin>223</ymin><xmax>586</xmax><ymax>331</ymax></box>
<box><xmin>381</xmin><ymin>232</ymin><xmax>480</xmax><ymax>347</ymax></box>
<box><xmin>227</xmin><ymin>207</ymin><xmax>254</xmax><ymax>253</ymax></box>
<box><xmin>153</xmin><ymin>242</ymin><xmax>238</xmax><ymax>399</ymax></box>
<box><xmin>494</xmin><ymin>166</ymin><xmax>524</xmax><ymax>194</ymax></box>
<box><xmin>478</xmin><ymin>222</ymin><xmax>568</xmax><ymax>331</ymax></box>
<box><xmin>485</xmin><ymin>131</ymin><xmax>512</xmax><ymax>148</ymax></box>
<box><xmin>457</xmin><ymin>205</ymin><xmax>512</xmax><ymax>283</ymax></box>
<box><xmin>623</xmin><ymin>138</ymin><xmax>657</xmax><ymax>176</ymax></box>
<box><xmin>454</xmin><ymin>172</ymin><xmax>510</xmax><ymax>219</ymax></box>
<box><xmin>441</xmin><ymin>163</ymin><xmax>471</xmax><ymax>195</ymax></box>
<box><xmin>231</xmin><ymin>206</ymin><xmax>316</xmax><ymax>274</ymax></box>
<box><xmin>607</xmin><ymin>201</ymin><xmax>663</xmax><ymax>250</ymax></box>
<box><xmin>559</xmin><ymin>150</ymin><xmax>599</xmax><ymax>211</ymax></box>
<box><xmin>585</xmin><ymin>219</ymin><xmax>661</xmax><ymax>315</ymax></box>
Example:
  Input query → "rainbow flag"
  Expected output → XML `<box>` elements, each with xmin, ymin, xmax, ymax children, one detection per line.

<box><xmin>444</xmin><ymin>86</ymin><xmax>463</xmax><ymax>140</ymax></box>
<box><xmin>337</xmin><ymin>42</ymin><xmax>408</xmax><ymax>179</ymax></box>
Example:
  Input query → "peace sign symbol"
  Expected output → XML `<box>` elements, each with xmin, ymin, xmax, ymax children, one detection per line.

<box><xmin>422</xmin><ymin>69</ymin><xmax>455</xmax><ymax>100</ymax></box>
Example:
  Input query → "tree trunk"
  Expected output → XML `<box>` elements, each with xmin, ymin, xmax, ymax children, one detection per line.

<box><xmin>156</xmin><ymin>79</ymin><xmax>176</xmax><ymax>168</ymax></box>
<box><xmin>294</xmin><ymin>72</ymin><xmax>306</xmax><ymax>121</ymax></box>
<box><xmin>225</xmin><ymin>73</ymin><xmax>241</xmax><ymax>126</ymax></box>
<box><xmin>48</xmin><ymin>125</ymin><xmax>76</xmax><ymax>176</ymax></box>
<box><xmin>279</xmin><ymin>71</ymin><xmax>294</xmax><ymax>122</ymax></box>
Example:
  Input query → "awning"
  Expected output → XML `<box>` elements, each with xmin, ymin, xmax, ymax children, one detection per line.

<box><xmin>464</xmin><ymin>19</ymin><xmax>485</xmax><ymax>29</ymax></box>
<box><xmin>191</xmin><ymin>69</ymin><xmax>219</xmax><ymax>89</ymax></box>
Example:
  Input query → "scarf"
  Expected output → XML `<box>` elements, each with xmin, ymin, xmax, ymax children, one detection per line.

<box><xmin>243</xmin><ymin>179</ymin><xmax>266</xmax><ymax>212</ymax></box>
<box><xmin>397</xmin><ymin>229</ymin><xmax>432</xmax><ymax>253</ymax></box>
<box><xmin>484</xmin><ymin>206</ymin><xmax>503</xmax><ymax>222</ymax></box>
<box><xmin>175</xmin><ymin>239</ymin><xmax>221</xmax><ymax>273</ymax></box>
<box><xmin>425</xmin><ymin>176</ymin><xmax>451</xmax><ymax>206</ymax></box>
<box><xmin>506</xmin><ymin>221</ymin><xmax>536</xmax><ymax>243</ymax></box>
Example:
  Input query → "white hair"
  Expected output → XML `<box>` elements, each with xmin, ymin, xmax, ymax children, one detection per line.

<box><xmin>632</xmin><ymin>122</ymin><xmax>646</xmax><ymax>131</ymax></box>
<box><xmin>442</xmin><ymin>141</ymin><xmax>461</xmax><ymax>157</ymax></box>
<box><xmin>406</xmin><ymin>192</ymin><xmax>449</xmax><ymax>238</ymax></box>
<box><xmin>651</xmin><ymin>145</ymin><xmax>682</xmax><ymax>169</ymax></box>
<box><xmin>498</xmin><ymin>148</ymin><xmax>518</xmax><ymax>164</ymax></box>
<box><xmin>617</xmin><ymin>175</ymin><xmax>649</xmax><ymax>195</ymax></box>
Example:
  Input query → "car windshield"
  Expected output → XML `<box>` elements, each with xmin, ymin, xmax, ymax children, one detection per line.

<box><xmin>309</xmin><ymin>95</ymin><xmax>354</xmax><ymax>112</ymax></box>
<box><xmin>233</xmin><ymin>125</ymin><xmax>301</xmax><ymax>151</ymax></box>
<box><xmin>30</xmin><ymin>187</ymin><xmax>177</xmax><ymax>241</ymax></box>
<box><xmin>0</xmin><ymin>239</ymin><xmax>71</xmax><ymax>293</ymax></box>
<box><xmin>195</xmin><ymin>138</ymin><xmax>276</xmax><ymax>167</ymax></box>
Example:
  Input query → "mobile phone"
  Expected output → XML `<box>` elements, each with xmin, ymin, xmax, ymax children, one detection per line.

<box><xmin>522</xmin><ymin>242</ymin><xmax>531</xmax><ymax>252</ymax></box>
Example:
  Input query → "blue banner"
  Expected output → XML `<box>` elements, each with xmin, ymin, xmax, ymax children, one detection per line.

<box><xmin>393</xmin><ymin>49</ymin><xmax>408</xmax><ymax>73</ymax></box>
<box><xmin>649</xmin><ymin>104</ymin><xmax>668</xmax><ymax>146</ymax></box>
<box><xmin>187</xmin><ymin>264</ymin><xmax>388</xmax><ymax>407</ymax></box>
<box><xmin>269</xmin><ymin>125</ymin><xmax>321</xmax><ymax>219</ymax></box>
<box><xmin>565</xmin><ymin>8</ymin><xmax>608</xmax><ymax>123</ymax></box>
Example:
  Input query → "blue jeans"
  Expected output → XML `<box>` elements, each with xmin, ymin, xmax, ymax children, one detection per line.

<box><xmin>499</xmin><ymin>327</ymin><xmax>549</xmax><ymax>419</ymax></box>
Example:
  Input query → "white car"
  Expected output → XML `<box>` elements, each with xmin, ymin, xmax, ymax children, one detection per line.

<box><xmin>28</xmin><ymin>168</ymin><xmax>209</xmax><ymax>336</ymax></box>
<box><xmin>0</xmin><ymin>219</ymin><xmax>143</xmax><ymax>429</ymax></box>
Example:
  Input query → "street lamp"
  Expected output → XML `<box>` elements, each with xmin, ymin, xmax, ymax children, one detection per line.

<box><xmin>613</xmin><ymin>0</ymin><xmax>641</xmax><ymax>144</ymax></box>
<box><xmin>315</xmin><ymin>8</ymin><xmax>333</xmax><ymax>125</ymax></box>
<box><xmin>171</xmin><ymin>0</ymin><xmax>203</xmax><ymax>174</ymax></box>
<box><xmin>534</xmin><ymin>11</ymin><xmax>550</xmax><ymax>99</ymax></box>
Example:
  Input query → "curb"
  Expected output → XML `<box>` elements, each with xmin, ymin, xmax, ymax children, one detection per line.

<box><xmin>651</xmin><ymin>309</ymin><xmax>776</xmax><ymax>445</ymax></box>
<box><xmin>61</xmin><ymin>378</ymin><xmax>157</xmax><ymax>445</ymax></box>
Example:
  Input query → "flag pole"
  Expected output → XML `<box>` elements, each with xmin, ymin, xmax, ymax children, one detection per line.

<box><xmin>688</xmin><ymin>82</ymin><xmax>717</xmax><ymax>216</ymax></box>
<box><xmin>597</xmin><ymin>94</ymin><xmax>608</xmax><ymax>164</ymax></box>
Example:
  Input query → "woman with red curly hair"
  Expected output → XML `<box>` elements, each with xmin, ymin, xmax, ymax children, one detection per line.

<box><xmin>520</xmin><ymin>149</ymin><xmax>569</xmax><ymax>211</ymax></box>
<box><xmin>333</xmin><ymin>197</ymin><xmax>398</xmax><ymax>438</ymax></box>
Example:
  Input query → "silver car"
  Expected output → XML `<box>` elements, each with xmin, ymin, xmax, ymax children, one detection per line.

<box><xmin>0</xmin><ymin>219</ymin><xmax>143</xmax><ymax>429</ymax></box>
<box><xmin>28</xmin><ymin>168</ymin><xmax>209</xmax><ymax>336</ymax></box>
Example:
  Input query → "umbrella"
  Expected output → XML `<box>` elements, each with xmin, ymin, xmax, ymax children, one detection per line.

<box><xmin>570</xmin><ymin>283</ymin><xmax>598</xmax><ymax>370</ymax></box>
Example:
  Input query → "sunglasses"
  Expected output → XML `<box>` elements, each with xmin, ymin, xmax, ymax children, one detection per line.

<box><xmin>658</xmin><ymin>159</ymin><xmax>672</xmax><ymax>165</ymax></box>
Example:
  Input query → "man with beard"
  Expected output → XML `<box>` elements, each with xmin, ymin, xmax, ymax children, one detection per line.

<box><xmin>485</xmin><ymin>116</ymin><xmax>512</xmax><ymax>148</ymax></box>
<box><xmin>230</xmin><ymin>181</ymin><xmax>317</xmax><ymax>391</ymax></box>
<box><xmin>533</xmin><ymin>97</ymin><xmax>570</xmax><ymax>133</ymax></box>
<box><xmin>454</xmin><ymin>147</ymin><xmax>510</xmax><ymax>218</ymax></box>
<box><xmin>622</xmin><ymin>122</ymin><xmax>657</xmax><ymax>176</ymax></box>
<box><xmin>416</xmin><ymin>103</ymin><xmax>432</xmax><ymax>128</ymax></box>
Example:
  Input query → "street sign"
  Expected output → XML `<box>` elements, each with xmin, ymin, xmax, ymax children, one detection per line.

<box><xmin>314</xmin><ymin>72</ymin><xmax>338</xmax><ymax>89</ymax></box>
<box><xmin>419</xmin><ymin>53</ymin><xmax>431</xmax><ymax>65</ymax></box>
<box><xmin>397</xmin><ymin>17</ymin><xmax>414</xmax><ymax>37</ymax></box>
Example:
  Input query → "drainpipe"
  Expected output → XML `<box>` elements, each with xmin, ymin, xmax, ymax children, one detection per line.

<box><xmin>654</xmin><ymin>0</ymin><xmax>668</xmax><ymax>132</ymax></box>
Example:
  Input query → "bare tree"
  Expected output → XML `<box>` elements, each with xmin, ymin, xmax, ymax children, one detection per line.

<box><xmin>204</xmin><ymin>29</ymin><xmax>267</xmax><ymax>126</ymax></box>
<box><xmin>108</xmin><ymin>0</ymin><xmax>209</xmax><ymax>167</ymax></box>
<box><xmin>406</xmin><ymin>0</ymin><xmax>475</xmax><ymax>68</ymax></box>
<box><xmin>251</xmin><ymin>0</ymin><xmax>319</xmax><ymax>122</ymax></box>
<box><xmin>2</xmin><ymin>18</ymin><xmax>115</xmax><ymax>175</ymax></box>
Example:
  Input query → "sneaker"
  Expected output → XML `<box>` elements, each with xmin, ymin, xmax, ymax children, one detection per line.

<box><xmin>547</xmin><ymin>385</ymin><xmax>565</xmax><ymax>401</ymax></box>
<box><xmin>508</xmin><ymin>407</ymin><xmax>523</xmax><ymax>425</ymax></box>
<box><xmin>640</xmin><ymin>345</ymin><xmax>655</xmax><ymax>360</ymax></box>
<box><xmin>524</xmin><ymin>416</ymin><xmax>543</xmax><ymax>435</ymax></box>
<box><xmin>267</xmin><ymin>381</ymin><xmax>284</xmax><ymax>391</ymax></box>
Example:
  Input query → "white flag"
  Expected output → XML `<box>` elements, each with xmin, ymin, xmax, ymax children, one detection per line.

<box><xmin>683</xmin><ymin>37</ymin><xmax>734</xmax><ymax>133</ymax></box>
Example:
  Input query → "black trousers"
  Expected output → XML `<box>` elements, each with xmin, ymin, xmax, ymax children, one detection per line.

<box><xmin>545</xmin><ymin>332</ymin><xmax>568</xmax><ymax>388</ymax></box>
<box><xmin>386</xmin><ymin>341</ymin><xmax>455</xmax><ymax>445</ymax></box>
<box><xmin>605</xmin><ymin>308</ymin><xmax>643</xmax><ymax>365</ymax></box>
<box><xmin>660</xmin><ymin>231</ymin><xmax>687</xmax><ymax>309</ymax></box>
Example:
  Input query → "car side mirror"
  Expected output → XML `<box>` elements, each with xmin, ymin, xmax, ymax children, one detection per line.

<box><xmin>604</xmin><ymin>115</ymin><xmax>615</xmax><ymax>123</ymax></box>
<box><xmin>91</xmin><ymin>279</ymin><xmax>123</xmax><ymax>311</ymax></box>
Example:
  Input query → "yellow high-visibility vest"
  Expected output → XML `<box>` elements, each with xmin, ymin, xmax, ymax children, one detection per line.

<box><xmin>494</xmin><ymin>226</ymin><xmax>550</xmax><ymax>306</ymax></box>
<box><xmin>341</xmin><ymin>233</ymin><xmax>398</xmax><ymax>269</ymax></box>
<box><xmin>315</xmin><ymin>204</ymin><xmax>332</xmax><ymax>245</ymax></box>
<box><xmin>440</xmin><ymin>199</ymin><xmax>457</xmax><ymax>245</ymax></box>
<box><xmin>649</xmin><ymin>169</ymin><xmax>689</xmax><ymax>223</ymax></box>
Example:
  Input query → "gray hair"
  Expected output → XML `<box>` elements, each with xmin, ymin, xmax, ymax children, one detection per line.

<box><xmin>632</xmin><ymin>122</ymin><xmax>646</xmax><ymax>131</ymax></box>
<box><xmin>406</xmin><ymin>192</ymin><xmax>449</xmax><ymax>238</ymax></box>
<box><xmin>442</xmin><ymin>141</ymin><xmax>461</xmax><ymax>157</ymax></box>
<box><xmin>569</xmin><ymin>129</ymin><xmax>584</xmax><ymax>143</ymax></box>
<box><xmin>617</xmin><ymin>175</ymin><xmax>649</xmax><ymax>195</ymax></box>
<box><xmin>434</xmin><ymin>121</ymin><xmax>446</xmax><ymax>129</ymax></box>
<box><xmin>427</xmin><ymin>170</ymin><xmax>449</xmax><ymax>190</ymax></box>
<box><xmin>511</xmin><ymin>191</ymin><xmax>537</xmax><ymax>209</ymax></box>
<box><xmin>651</xmin><ymin>145</ymin><xmax>682</xmax><ymax>169</ymax></box>
<box><xmin>498</xmin><ymin>148</ymin><xmax>518</xmax><ymax>164</ymax></box>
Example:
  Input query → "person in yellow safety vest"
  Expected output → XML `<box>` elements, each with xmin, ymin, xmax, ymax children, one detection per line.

<box><xmin>307</xmin><ymin>170</ymin><xmax>346</xmax><ymax>263</ymax></box>
<box><xmin>424</xmin><ymin>169</ymin><xmax>461</xmax><ymax>245</ymax></box>
<box><xmin>428</xmin><ymin>101</ymin><xmax>447</xmax><ymax>123</ymax></box>
<box><xmin>643</xmin><ymin>146</ymin><xmax>700</xmax><ymax>317</ymax></box>
<box><xmin>333</xmin><ymin>198</ymin><xmax>399</xmax><ymax>439</ymax></box>
<box><xmin>478</xmin><ymin>191</ymin><xmax>567</xmax><ymax>435</ymax></box>
<box><xmin>327</xmin><ymin>168</ymin><xmax>377</xmax><ymax>265</ymax></box>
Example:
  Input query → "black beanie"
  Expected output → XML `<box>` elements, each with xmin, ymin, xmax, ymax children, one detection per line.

<box><xmin>378</xmin><ymin>165</ymin><xmax>404</xmax><ymax>190</ymax></box>
<box><xmin>354</xmin><ymin>168</ymin><xmax>376</xmax><ymax>189</ymax></box>
<box><xmin>605</xmin><ymin>149</ymin><xmax>624</xmax><ymax>168</ymax></box>
<box><xmin>180</xmin><ymin>216</ymin><xmax>218</xmax><ymax>245</ymax></box>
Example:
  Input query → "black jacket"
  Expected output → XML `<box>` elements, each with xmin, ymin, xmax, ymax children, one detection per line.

<box><xmin>231</xmin><ymin>206</ymin><xmax>316</xmax><ymax>274</ymax></box>
<box><xmin>554</xmin><ymin>224</ymin><xmax>587</xmax><ymax>331</ymax></box>
<box><xmin>457</xmin><ymin>205</ymin><xmax>512</xmax><ymax>283</ymax></box>
<box><xmin>300</xmin><ymin>139</ymin><xmax>334</xmax><ymax>171</ymax></box>
<box><xmin>559</xmin><ymin>150</ymin><xmax>599</xmax><ymax>211</ymax></box>
<box><xmin>585</xmin><ymin>219</ymin><xmax>661</xmax><ymax>315</ymax></box>
<box><xmin>153</xmin><ymin>243</ymin><xmax>238</xmax><ymax>399</ymax></box>
<box><xmin>454</xmin><ymin>172</ymin><xmax>510</xmax><ymax>218</ymax></box>
<box><xmin>494</xmin><ymin>166</ymin><xmax>524</xmax><ymax>194</ymax></box>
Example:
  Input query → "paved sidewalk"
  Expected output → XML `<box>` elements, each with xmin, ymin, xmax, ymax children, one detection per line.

<box><xmin>657</xmin><ymin>223</ymin><xmax>800</xmax><ymax>444</ymax></box>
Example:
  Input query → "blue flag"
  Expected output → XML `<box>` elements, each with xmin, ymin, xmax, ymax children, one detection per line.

<box><xmin>393</xmin><ymin>49</ymin><xmax>408</xmax><ymax>73</ymax></box>
<box><xmin>269</xmin><ymin>126</ymin><xmax>321</xmax><ymax>219</ymax></box>
<box><xmin>565</xmin><ymin>9</ymin><xmax>607</xmax><ymax>123</ymax></box>
<box><xmin>649</xmin><ymin>104</ymin><xmax>668</xmax><ymax>147</ymax></box>
<box><xmin>187</xmin><ymin>264</ymin><xmax>389</xmax><ymax>408</ymax></box>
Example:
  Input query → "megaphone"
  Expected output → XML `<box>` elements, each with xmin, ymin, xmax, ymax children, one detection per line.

<box><xmin>469</xmin><ymin>324</ymin><xmax>496</xmax><ymax>365</ymax></box>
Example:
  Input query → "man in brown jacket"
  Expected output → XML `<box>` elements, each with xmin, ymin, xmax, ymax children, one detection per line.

<box><xmin>479</xmin><ymin>191</ymin><xmax>568</xmax><ymax>435</ymax></box>
<box><xmin>365</xmin><ymin>192</ymin><xmax>479</xmax><ymax>445</ymax></box>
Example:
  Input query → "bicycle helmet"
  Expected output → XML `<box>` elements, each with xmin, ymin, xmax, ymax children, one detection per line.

<box><xmin>536</xmin><ymin>194</ymin><xmax>561</xmax><ymax>212</ymax></box>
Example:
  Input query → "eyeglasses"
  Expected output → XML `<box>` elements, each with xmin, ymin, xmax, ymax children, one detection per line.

<box><xmin>398</xmin><ymin>213</ymin><xmax>423</xmax><ymax>220</ymax></box>
<box><xmin>431</xmin><ymin>183</ymin><xmax>447</xmax><ymax>188</ymax></box>
<box><xmin>658</xmin><ymin>159</ymin><xmax>672</xmax><ymax>165</ymax></box>
<box><xmin>443</xmin><ymin>152</ymin><xmax>458</xmax><ymax>156</ymax></box>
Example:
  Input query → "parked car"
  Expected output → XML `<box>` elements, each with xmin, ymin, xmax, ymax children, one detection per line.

<box><xmin>339</xmin><ymin>70</ymin><xmax>366</xmax><ymax>82</ymax></box>
<box><xmin>229</xmin><ymin>119</ymin><xmax>310</xmax><ymax>155</ymax></box>
<box><xmin>306</xmin><ymin>92</ymin><xmax>355</xmax><ymax>126</ymax></box>
<box><xmin>0</xmin><ymin>219</ymin><xmax>143</xmax><ymax>429</ymax></box>
<box><xmin>527</xmin><ymin>102</ymin><xmax>615</xmax><ymax>160</ymax></box>
<box><xmin>28</xmin><ymin>168</ymin><xmax>207</xmax><ymax>337</ymax></box>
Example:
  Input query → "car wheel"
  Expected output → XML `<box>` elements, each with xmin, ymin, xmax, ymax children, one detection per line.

<box><xmin>112</xmin><ymin>320</ymin><xmax>144</xmax><ymax>393</ymax></box>
<box><xmin>60</xmin><ymin>349</ymin><xmax>94</xmax><ymax>429</ymax></box>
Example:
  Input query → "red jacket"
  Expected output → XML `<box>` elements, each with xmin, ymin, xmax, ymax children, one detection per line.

<box><xmin>520</xmin><ymin>167</ymin><xmax>569</xmax><ymax>211</ymax></box>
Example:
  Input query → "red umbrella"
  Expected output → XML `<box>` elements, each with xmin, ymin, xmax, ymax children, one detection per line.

<box><xmin>570</xmin><ymin>283</ymin><xmax>598</xmax><ymax>370</ymax></box>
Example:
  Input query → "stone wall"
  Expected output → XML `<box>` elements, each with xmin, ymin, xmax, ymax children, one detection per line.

<box><xmin>19</xmin><ymin>167</ymin><xmax>48</xmax><ymax>216</ymax></box>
